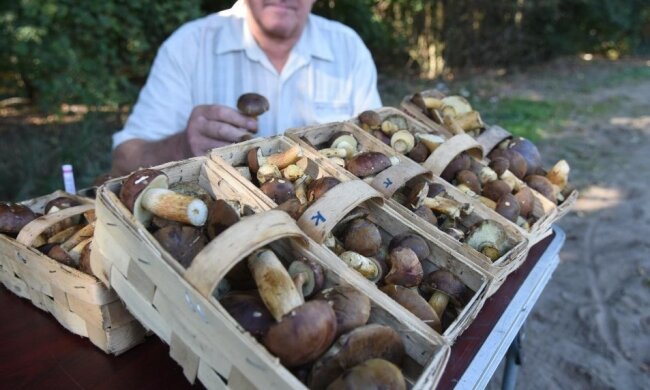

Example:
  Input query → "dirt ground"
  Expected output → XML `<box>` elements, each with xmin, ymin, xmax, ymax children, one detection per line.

<box><xmin>482</xmin><ymin>58</ymin><xmax>650</xmax><ymax>389</ymax></box>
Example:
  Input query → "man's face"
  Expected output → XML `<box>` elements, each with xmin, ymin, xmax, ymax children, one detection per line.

<box><xmin>245</xmin><ymin>0</ymin><xmax>315</xmax><ymax>40</ymax></box>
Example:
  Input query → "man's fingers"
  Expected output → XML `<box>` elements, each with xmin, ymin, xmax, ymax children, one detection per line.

<box><xmin>201</xmin><ymin>120</ymin><xmax>254</xmax><ymax>143</ymax></box>
<box><xmin>201</xmin><ymin>105</ymin><xmax>258</xmax><ymax>132</ymax></box>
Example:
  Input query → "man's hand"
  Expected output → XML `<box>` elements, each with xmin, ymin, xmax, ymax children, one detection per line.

<box><xmin>185</xmin><ymin>104</ymin><xmax>258</xmax><ymax>155</ymax></box>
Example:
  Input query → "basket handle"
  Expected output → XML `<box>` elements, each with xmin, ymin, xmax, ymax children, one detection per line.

<box><xmin>184</xmin><ymin>210</ymin><xmax>308</xmax><ymax>298</ymax></box>
<box><xmin>475</xmin><ymin>125</ymin><xmax>512</xmax><ymax>156</ymax></box>
<box><xmin>369</xmin><ymin>163</ymin><xmax>431</xmax><ymax>198</ymax></box>
<box><xmin>422</xmin><ymin>133</ymin><xmax>484</xmax><ymax>176</ymax></box>
<box><xmin>297</xmin><ymin>180</ymin><xmax>383</xmax><ymax>244</ymax></box>
<box><xmin>16</xmin><ymin>204</ymin><xmax>95</xmax><ymax>247</ymax></box>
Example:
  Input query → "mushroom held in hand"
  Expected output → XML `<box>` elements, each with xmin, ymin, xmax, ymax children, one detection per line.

<box><xmin>262</xmin><ymin>300</ymin><xmax>337</xmax><ymax>367</ymax></box>
<box><xmin>237</xmin><ymin>93</ymin><xmax>269</xmax><ymax>119</ymax></box>
<box><xmin>119</xmin><ymin>169</ymin><xmax>208</xmax><ymax>227</ymax></box>
<box><xmin>420</xmin><ymin>270</ymin><xmax>467</xmax><ymax>320</ymax></box>
<box><xmin>308</xmin><ymin>324</ymin><xmax>405</xmax><ymax>390</ymax></box>
<box><xmin>0</xmin><ymin>203</ymin><xmax>37</xmax><ymax>235</ymax></box>
<box><xmin>313</xmin><ymin>285</ymin><xmax>371</xmax><ymax>337</ymax></box>
<box><xmin>326</xmin><ymin>358</ymin><xmax>406</xmax><ymax>390</ymax></box>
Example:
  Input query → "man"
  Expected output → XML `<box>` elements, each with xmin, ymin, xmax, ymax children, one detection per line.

<box><xmin>111</xmin><ymin>0</ymin><xmax>381</xmax><ymax>176</ymax></box>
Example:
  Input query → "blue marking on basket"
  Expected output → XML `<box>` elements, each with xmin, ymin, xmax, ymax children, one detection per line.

<box><xmin>383</xmin><ymin>178</ymin><xmax>393</xmax><ymax>188</ymax></box>
<box><xmin>185</xmin><ymin>290</ymin><xmax>207</xmax><ymax>322</ymax></box>
<box><xmin>311</xmin><ymin>211</ymin><xmax>326</xmax><ymax>226</ymax></box>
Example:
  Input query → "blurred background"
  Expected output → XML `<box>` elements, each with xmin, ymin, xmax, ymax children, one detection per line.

<box><xmin>1</xmin><ymin>0</ymin><xmax>648</xmax><ymax>200</ymax></box>
<box><xmin>1</xmin><ymin>2</ymin><xmax>650</xmax><ymax>389</ymax></box>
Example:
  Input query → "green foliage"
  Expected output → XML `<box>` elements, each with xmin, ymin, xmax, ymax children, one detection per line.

<box><xmin>0</xmin><ymin>1</ymin><xmax>202</xmax><ymax>112</ymax></box>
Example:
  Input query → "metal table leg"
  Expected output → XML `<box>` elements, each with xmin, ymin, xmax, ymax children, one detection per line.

<box><xmin>502</xmin><ymin>329</ymin><xmax>524</xmax><ymax>390</ymax></box>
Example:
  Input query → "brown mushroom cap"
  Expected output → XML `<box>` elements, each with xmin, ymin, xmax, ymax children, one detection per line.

<box><xmin>490</xmin><ymin>148</ymin><xmax>528</xmax><ymax>180</ymax></box>
<box><xmin>262</xmin><ymin>300</ymin><xmax>337</xmax><ymax>367</ymax></box>
<box><xmin>412</xmin><ymin>205</ymin><xmax>438</xmax><ymax>226</ymax></box>
<box><xmin>407</xmin><ymin>141</ymin><xmax>430</xmax><ymax>163</ymax></box>
<box><xmin>308</xmin><ymin>324</ymin><xmax>405</xmax><ymax>390</ymax></box>
<box><xmin>514</xmin><ymin>187</ymin><xmax>535</xmax><ymax>217</ymax></box>
<box><xmin>380</xmin><ymin>284</ymin><xmax>441</xmax><ymax>332</ymax></box>
<box><xmin>44</xmin><ymin>197</ymin><xmax>81</xmax><ymax>214</ymax></box>
<box><xmin>346</xmin><ymin>152</ymin><xmax>393</xmax><ymax>178</ymax></box>
<box><xmin>78</xmin><ymin>240</ymin><xmax>93</xmax><ymax>275</ymax></box>
<box><xmin>288</xmin><ymin>258</ymin><xmax>325</xmax><ymax>298</ymax></box>
<box><xmin>246</xmin><ymin>147</ymin><xmax>262</xmax><ymax>174</ymax></box>
<box><xmin>206</xmin><ymin>199</ymin><xmax>241</xmax><ymax>240</ymax></box>
<box><xmin>420</xmin><ymin>270</ymin><xmax>467</xmax><ymax>307</ymax></box>
<box><xmin>220</xmin><ymin>291</ymin><xmax>274</xmax><ymax>339</ymax></box>
<box><xmin>524</xmin><ymin>175</ymin><xmax>557</xmax><ymax>204</ymax></box>
<box><xmin>508</xmin><ymin>137</ymin><xmax>542</xmax><ymax>176</ymax></box>
<box><xmin>237</xmin><ymin>93</ymin><xmax>269</xmax><ymax>117</ymax></box>
<box><xmin>428</xmin><ymin>182</ymin><xmax>447</xmax><ymax>198</ymax></box>
<box><xmin>388</xmin><ymin>233</ymin><xmax>430</xmax><ymax>261</ymax></box>
<box><xmin>496</xmin><ymin>193</ymin><xmax>521</xmax><ymax>222</ymax></box>
<box><xmin>313</xmin><ymin>285</ymin><xmax>371</xmax><ymax>337</ymax></box>
<box><xmin>456</xmin><ymin>170</ymin><xmax>482</xmax><ymax>194</ymax></box>
<box><xmin>307</xmin><ymin>176</ymin><xmax>341</xmax><ymax>202</ymax></box>
<box><xmin>259</xmin><ymin>178</ymin><xmax>297</xmax><ymax>204</ymax></box>
<box><xmin>119</xmin><ymin>169</ymin><xmax>168</xmax><ymax>219</ymax></box>
<box><xmin>47</xmin><ymin>244</ymin><xmax>76</xmax><ymax>268</ymax></box>
<box><xmin>0</xmin><ymin>203</ymin><xmax>38</xmax><ymax>235</ymax></box>
<box><xmin>440</xmin><ymin>152</ymin><xmax>471</xmax><ymax>182</ymax></box>
<box><xmin>343</xmin><ymin>218</ymin><xmax>382</xmax><ymax>257</ymax></box>
<box><xmin>488</xmin><ymin>157</ymin><xmax>510</xmax><ymax>177</ymax></box>
<box><xmin>384</xmin><ymin>246</ymin><xmax>424</xmax><ymax>287</ymax></box>
<box><xmin>326</xmin><ymin>358</ymin><xmax>406</xmax><ymax>390</ymax></box>
<box><xmin>482</xmin><ymin>179</ymin><xmax>512</xmax><ymax>202</ymax></box>
<box><xmin>358</xmin><ymin>110</ymin><xmax>382</xmax><ymax>129</ymax></box>
<box><xmin>371</xmin><ymin>129</ymin><xmax>391</xmax><ymax>145</ymax></box>
<box><xmin>153</xmin><ymin>225</ymin><xmax>207</xmax><ymax>268</ymax></box>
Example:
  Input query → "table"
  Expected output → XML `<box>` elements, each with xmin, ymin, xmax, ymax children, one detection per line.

<box><xmin>0</xmin><ymin>228</ymin><xmax>563</xmax><ymax>389</ymax></box>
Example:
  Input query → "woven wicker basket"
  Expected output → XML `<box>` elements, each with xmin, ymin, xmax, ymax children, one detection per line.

<box><xmin>91</xmin><ymin>156</ymin><xmax>452</xmax><ymax>389</ymax></box>
<box><xmin>0</xmin><ymin>190</ymin><xmax>145</xmax><ymax>354</ymax></box>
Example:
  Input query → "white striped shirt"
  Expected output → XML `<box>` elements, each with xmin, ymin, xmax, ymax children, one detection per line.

<box><xmin>112</xmin><ymin>3</ymin><xmax>382</xmax><ymax>148</ymax></box>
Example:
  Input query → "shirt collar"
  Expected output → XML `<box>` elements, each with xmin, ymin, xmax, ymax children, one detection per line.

<box><xmin>214</xmin><ymin>9</ymin><xmax>334</xmax><ymax>63</ymax></box>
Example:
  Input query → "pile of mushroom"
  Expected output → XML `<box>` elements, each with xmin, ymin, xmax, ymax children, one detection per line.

<box><xmin>217</xmin><ymin>246</ymin><xmax>409</xmax><ymax>389</ymax></box>
<box><xmin>326</xmin><ymin>208</ymin><xmax>470</xmax><ymax>334</ymax></box>
<box><xmin>0</xmin><ymin>196</ymin><xmax>96</xmax><ymax>274</ymax></box>
<box><xmin>407</xmin><ymin>90</ymin><xmax>574</xmax><ymax>205</ymax></box>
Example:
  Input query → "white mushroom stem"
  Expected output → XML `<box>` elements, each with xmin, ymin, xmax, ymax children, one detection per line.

<box><xmin>422</xmin><ymin>196</ymin><xmax>472</xmax><ymax>219</ymax></box>
<box><xmin>60</xmin><ymin>222</ymin><xmax>95</xmax><ymax>252</ymax></box>
<box><xmin>294</xmin><ymin>175</ymin><xmax>310</xmax><ymax>204</ymax></box>
<box><xmin>248</xmin><ymin>249</ymin><xmax>304</xmax><ymax>322</ymax></box>
<box><xmin>328</xmin><ymin>157</ymin><xmax>346</xmax><ymax>167</ymax></box>
<box><xmin>456</xmin><ymin>184</ymin><xmax>478</xmax><ymax>197</ymax></box>
<box><xmin>140</xmin><ymin>188</ymin><xmax>208</xmax><ymax>226</ymax></box>
<box><xmin>423</xmin><ymin>96</ymin><xmax>444</xmax><ymax>109</ymax></box>
<box><xmin>415</xmin><ymin>133</ymin><xmax>445</xmax><ymax>152</ymax></box>
<box><xmin>319</xmin><ymin>147</ymin><xmax>348</xmax><ymax>159</ymax></box>
<box><xmin>281</xmin><ymin>164</ymin><xmax>305</xmax><ymax>182</ymax></box>
<box><xmin>292</xmin><ymin>272</ymin><xmax>308</xmax><ymax>301</ymax></box>
<box><xmin>68</xmin><ymin>237</ymin><xmax>93</xmax><ymax>263</ymax></box>
<box><xmin>259</xmin><ymin>144</ymin><xmax>303</xmax><ymax>169</ymax></box>
<box><xmin>454</xmin><ymin>111</ymin><xmax>484</xmax><ymax>131</ymax></box>
<box><xmin>428</xmin><ymin>292</ymin><xmax>449</xmax><ymax>319</ymax></box>
<box><xmin>479</xmin><ymin>196</ymin><xmax>497</xmax><ymax>210</ymax></box>
<box><xmin>499</xmin><ymin>170</ymin><xmax>523</xmax><ymax>192</ymax></box>
<box><xmin>339</xmin><ymin>251</ymin><xmax>381</xmax><ymax>281</ymax></box>
<box><xmin>547</xmin><ymin>160</ymin><xmax>570</xmax><ymax>191</ymax></box>
<box><xmin>477</xmin><ymin>166</ymin><xmax>498</xmax><ymax>184</ymax></box>
<box><xmin>257</xmin><ymin>164</ymin><xmax>282</xmax><ymax>184</ymax></box>
<box><xmin>442</xmin><ymin>115</ymin><xmax>466</xmax><ymax>135</ymax></box>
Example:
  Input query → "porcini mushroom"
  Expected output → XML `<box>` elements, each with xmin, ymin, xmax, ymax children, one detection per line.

<box><xmin>420</xmin><ymin>270</ymin><xmax>467</xmax><ymax>320</ymax></box>
<box><xmin>247</xmin><ymin>248</ymin><xmax>304</xmax><ymax>322</ymax></box>
<box><xmin>313</xmin><ymin>285</ymin><xmax>371</xmax><ymax>337</ymax></box>
<box><xmin>524</xmin><ymin>175</ymin><xmax>557</xmax><ymax>204</ymax></box>
<box><xmin>343</xmin><ymin>218</ymin><xmax>382</xmax><ymax>257</ymax></box>
<box><xmin>383</xmin><ymin>246</ymin><xmax>423</xmax><ymax>287</ymax></box>
<box><xmin>307</xmin><ymin>176</ymin><xmax>341</xmax><ymax>202</ymax></box>
<box><xmin>358</xmin><ymin>110</ymin><xmax>382</xmax><ymax>131</ymax></box>
<box><xmin>495</xmin><ymin>193</ymin><xmax>521</xmax><ymax>222</ymax></box>
<box><xmin>308</xmin><ymin>324</ymin><xmax>405</xmax><ymax>390</ymax></box>
<box><xmin>326</xmin><ymin>359</ymin><xmax>406</xmax><ymax>390</ymax></box>
<box><xmin>259</xmin><ymin>178</ymin><xmax>297</xmax><ymax>204</ymax></box>
<box><xmin>206</xmin><ymin>199</ymin><xmax>241</xmax><ymax>240</ymax></box>
<box><xmin>346</xmin><ymin>152</ymin><xmax>399</xmax><ymax>178</ymax></box>
<box><xmin>237</xmin><ymin>93</ymin><xmax>269</xmax><ymax>119</ymax></box>
<box><xmin>220</xmin><ymin>291</ymin><xmax>274</xmax><ymax>339</ymax></box>
<box><xmin>390</xmin><ymin>130</ymin><xmax>415</xmax><ymax>154</ymax></box>
<box><xmin>262</xmin><ymin>300</ymin><xmax>337</xmax><ymax>367</ymax></box>
<box><xmin>119</xmin><ymin>169</ymin><xmax>208</xmax><ymax>227</ymax></box>
<box><xmin>440</xmin><ymin>152</ymin><xmax>472</xmax><ymax>182</ymax></box>
<box><xmin>338</xmin><ymin>251</ymin><xmax>383</xmax><ymax>283</ymax></box>
<box><xmin>0</xmin><ymin>203</ymin><xmax>37</xmax><ymax>236</ymax></box>
<box><xmin>246</xmin><ymin>144</ymin><xmax>303</xmax><ymax>174</ymax></box>
<box><xmin>288</xmin><ymin>258</ymin><xmax>325</xmax><ymax>299</ymax></box>
<box><xmin>508</xmin><ymin>137</ymin><xmax>542</xmax><ymax>176</ymax></box>
<box><xmin>465</xmin><ymin>220</ymin><xmax>509</xmax><ymax>261</ymax></box>
<box><xmin>380</xmin><ymin>284</ymin><xmax>441</xmax><ymax>332</ymax></box>
<box><xmin>153</xmin><ymin>225</ymin><xmax>207</xmax><ymax>268</ymax></box>
<box><xmin>388</xmin><ymin>233</ymin><xmax>431</xmax><ymax>261</ymax></box>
